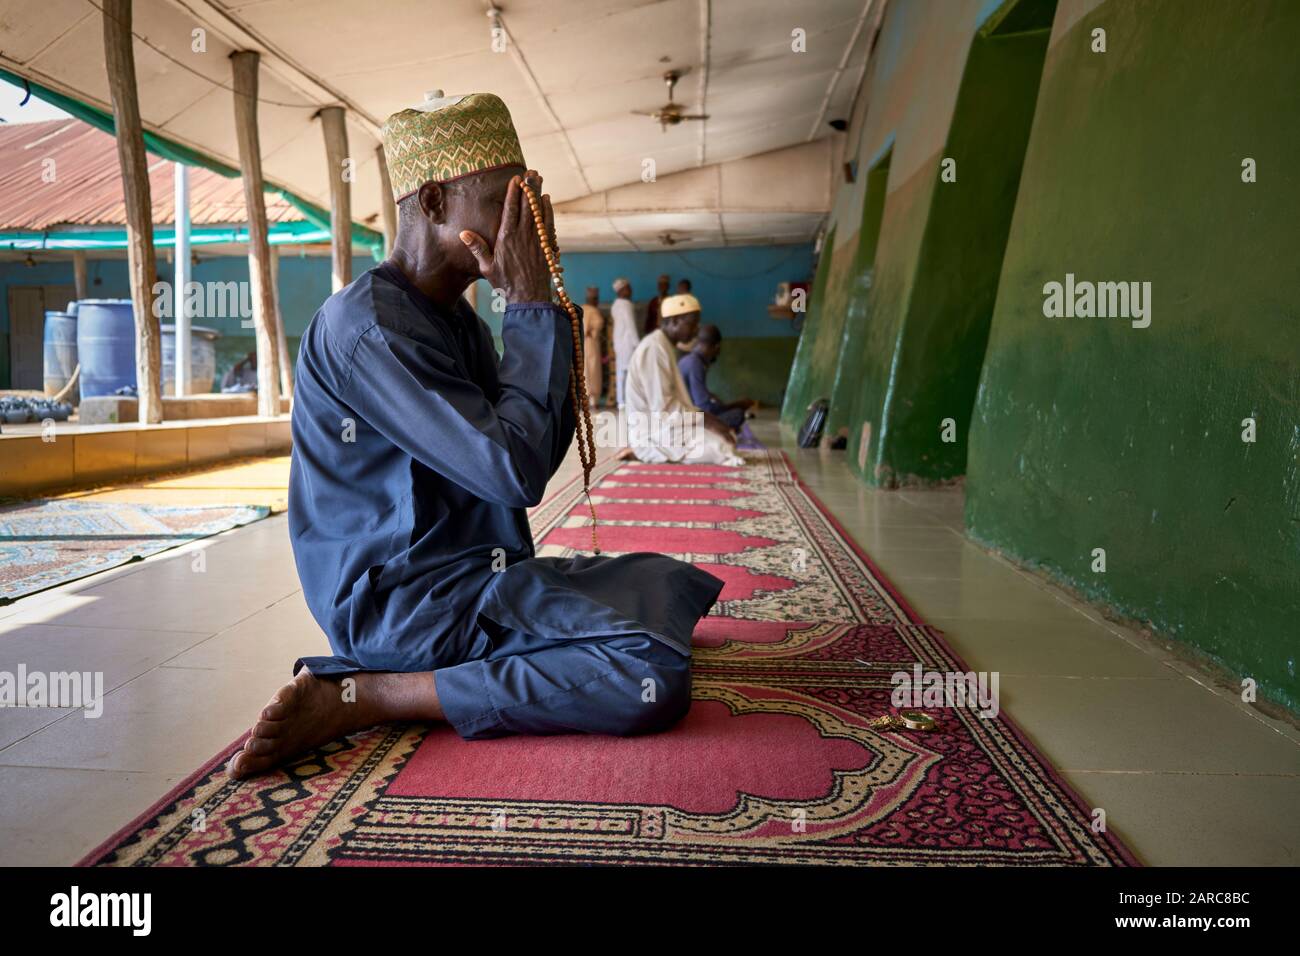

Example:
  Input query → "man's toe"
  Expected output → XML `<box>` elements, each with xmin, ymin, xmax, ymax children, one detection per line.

<box><xmin>242</xmin><ymin>736</ymin><xmax>278</xmax><ymax>756</ymax></box>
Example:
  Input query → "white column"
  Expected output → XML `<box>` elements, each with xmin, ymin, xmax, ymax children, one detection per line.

<box><xmin>173</xmin><ymin>162</ymin><xmax>192</xmax><ymax>396</ymax></box>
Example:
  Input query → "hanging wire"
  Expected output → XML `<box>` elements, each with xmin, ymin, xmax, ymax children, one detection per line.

<box><xmin>83</xmin><ymin>0</ymin><xmax>325</xmax><ymax>111</ymax></box>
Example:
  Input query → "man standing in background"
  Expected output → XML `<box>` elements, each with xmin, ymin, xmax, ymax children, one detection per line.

<box><xmin>582</xmin><ymin>286</ymin><xmax>604</xmax><ymax>408</ymax></box>
<box><xmin>644</xmin><ymin>273</ymin><xmax>670</xmax><ymax>335</ymax></box>
<box><xmin>611</xmin><ymin>277</ymin><xmax>640</xmax><ymax>408</ymax></box>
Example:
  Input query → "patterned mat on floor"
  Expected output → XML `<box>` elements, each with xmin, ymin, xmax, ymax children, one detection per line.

<box><xmin>0</xmin><ymin>500</ymin><xmax>271</xmax><ymax>604</ymax></box>
<box><xmin>82</xmin><ymin>451</ymin><xmax>1136</xmax><ymax>866</ymax></box>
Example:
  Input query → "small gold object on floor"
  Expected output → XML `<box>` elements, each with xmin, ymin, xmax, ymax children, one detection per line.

<box><xmin>869</xmin><ymin>710</ymin><xmax>939</xmax><ymax>732</ymax></box>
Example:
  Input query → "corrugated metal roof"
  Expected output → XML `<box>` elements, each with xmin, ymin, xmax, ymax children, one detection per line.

<box><xmin>0</xmin><ymin>119</ymin><xmax>301</xmax><ymax>231</ymax></box>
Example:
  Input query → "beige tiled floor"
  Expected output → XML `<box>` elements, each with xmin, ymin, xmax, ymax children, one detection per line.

<box><xmin>780</xmin><ymin>432</ymin><xmax>1299</xmax><ymax>865</ymax></box>
<box><xmin>0</xmin><ymin>415</ymin><xmax>1296</xmax><ymax>865</ymax></box>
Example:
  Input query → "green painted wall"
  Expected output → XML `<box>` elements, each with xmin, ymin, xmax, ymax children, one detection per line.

<box><xmin>827</xmin><ymin>150</ymin><xmax>892</xmax><ymax>439</ymax></box>
<box><xmin>966</xmin><ymin>0</ymin><xmax>1300</xmax><ymax>709</ymax></box>
<box><xmin>866</xmin><ymin>10</ymin><xmax>1053</xmax><ymax>482</ymax></box>
<box><xmin>781</xmin><ymin>0</ymin><xmax>1002</xmax><ymax>472</ymax></box>
<box><xmin>838</xmin><ymin>156</ymin><xmax>940</xmax><ymax>479</ymax></box>
<box><xmin>781</xmin><ymin>225</ymin><xmax>846</xmax><ymax>426</ymax></box>
<box><xmin>709</xmin><ymin>337</ymin><xmax>799</xmax><ymax>409</ymax></box>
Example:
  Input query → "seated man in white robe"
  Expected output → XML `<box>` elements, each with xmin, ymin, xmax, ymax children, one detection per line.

<box><xmin>623</xmin><ymin>294</ymin><xmax>743</xmax><ymax>466</ymax></box>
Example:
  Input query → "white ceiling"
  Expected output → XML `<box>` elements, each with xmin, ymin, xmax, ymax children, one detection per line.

<box><xmin>0</xmin><ymin>0</ymin><xmax>879</xmax><ymax>248</ymax></box>
<box><xmin>555</xmin><ymin>137</ymin><xmax>838</xmax><ymax>250</ymax></box>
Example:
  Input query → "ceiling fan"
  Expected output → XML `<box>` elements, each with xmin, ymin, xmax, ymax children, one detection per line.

<box><xmin>631</xmin><ymin>69</ymin><xmax>710</xmax><ymax>131</ymax></box>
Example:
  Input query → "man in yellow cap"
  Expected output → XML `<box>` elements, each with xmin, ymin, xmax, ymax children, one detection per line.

<box><xmin>623</xmin><ymin>292</ymin><xmax>744</xmax><ymax>466</ymax></box>
<box><xmin>227</xmin><ymin>92</ymin><xmax>722</xmax><ymax>779</ymax></box>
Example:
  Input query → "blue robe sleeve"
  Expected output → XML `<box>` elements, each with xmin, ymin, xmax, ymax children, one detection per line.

<box><xmin>679</xmin><ymin>353</ymin><xmax>713</xmax><ymax>410</ymax></box>
<box><xmin>341</xmin><ymin>302</ymin><xmax>574</xmax><ymax>508</ymax></box>
<box><xmin>482</xmin><ymin>305</ymin><xmax>578</xmax><ymax>481</ymax></box>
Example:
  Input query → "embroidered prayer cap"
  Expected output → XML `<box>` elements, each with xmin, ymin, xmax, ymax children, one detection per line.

<box><xmin>381</xmin><ymin>91</ymin><xmax>526</xmax><ymax>202</ymax></box>
<box><xmin>660</xmin><ymin>293</ymin><xmax>702</xmax><ymax>318</ymax></box>
<box><xmin>612</xmin><ymin>277</ymin><xmax>630</xmax><ymax>293</ymax></box>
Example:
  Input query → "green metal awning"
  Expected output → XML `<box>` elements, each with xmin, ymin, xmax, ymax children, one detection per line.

<box><xmin>0</xmin><ymin>220</ymin><xmax>333</xmax><ymax>252</ymax></box>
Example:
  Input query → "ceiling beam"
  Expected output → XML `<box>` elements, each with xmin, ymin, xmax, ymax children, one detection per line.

<box><xmin>166</xmin><ymin>0</ymin><xmax>383</xmax><ymax>140</ymax></box>
<box><xmin>484</xmin><ymin>3</ymin><xmax>591</xmax><ymax>195</ymax></box>
<box><xmin>808</xmin><ymin>0</ymin><xmax>880</xmax><ymax>141</ymax></box>
<box><xmin>600</xmin><ymin>192</ymin><xmax>640</xmax><ymax>252</ymax></box>
<box><xmin>696</xmin><ymin>0</ymin><xmax>711</xmax><ymax>167</ymax></box>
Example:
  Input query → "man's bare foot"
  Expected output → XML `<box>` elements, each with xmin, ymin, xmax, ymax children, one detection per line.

<box><xmin>226</xmin><ymin>668</ymin><xmax>441</xmax><ymax>780</ymax></box>
<box><xmin>615</xmin><ymin>447</ymin><xmax>637</xmax><ymax>461</ymax></box>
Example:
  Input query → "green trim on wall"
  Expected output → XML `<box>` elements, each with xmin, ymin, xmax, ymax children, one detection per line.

<box><xmin>0</xmin><ymin>220</ymin><xmax>331</xmax><ymax>250</ymax></box>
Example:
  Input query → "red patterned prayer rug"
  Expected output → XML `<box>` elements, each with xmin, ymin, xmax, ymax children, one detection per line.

<box><xmin>82</xmin><ymin>451</ymin><xmax>1137</xmax><ymax>866</ymax></box>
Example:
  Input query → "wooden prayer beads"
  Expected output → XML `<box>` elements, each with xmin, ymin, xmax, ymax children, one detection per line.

<box><xmin>520</xmin><ymin>179</ymin><xmax>600</xmax><ymax>554</ymax></box>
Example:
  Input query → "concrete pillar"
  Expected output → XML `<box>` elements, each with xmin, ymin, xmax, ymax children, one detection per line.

<box><xmin>173</xmin><ymin>162</ymin><xmax>191</xmax><ymax>396</ymax></box>
<box><xmin>230</xmin><ymin>49</ymin><xmax>282</xmax><ymax>418</ymax></box>
<box><xmin>102</xmin><ymin>0</ymin><xmax>163</xmax><ymax>424</ymax></box>
<box><xmin>319</xmin><ymin>106</ymin><xmax>352</xmax><ymax>292</ymax></box>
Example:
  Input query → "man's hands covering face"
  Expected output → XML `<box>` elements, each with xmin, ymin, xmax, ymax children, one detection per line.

<box><xmin>459</xmin><ymin>169</ymin><xmax>556</xmax><ymax>305</ymax></box>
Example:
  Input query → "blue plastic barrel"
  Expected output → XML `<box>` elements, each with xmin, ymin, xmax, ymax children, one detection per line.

<box><xmin>161</xmin><ymin>324</ymin><xmax>221</xmax><ymax>395</ymax></box>
<box><xmin>76</xmin><ymin>299</ymin><xmax>137</xmax><ymax>398</ymax></box>
<box><xmin>43</xmin><ymin>311</ymin><xmax>78</xmax><ymax>396</ymax></box>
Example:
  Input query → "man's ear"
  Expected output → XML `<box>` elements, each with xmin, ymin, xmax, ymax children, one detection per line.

<box><xmin>417</xmin><ymin>181</ymin><xmax>446</xmax><ymax>223</ymax></box>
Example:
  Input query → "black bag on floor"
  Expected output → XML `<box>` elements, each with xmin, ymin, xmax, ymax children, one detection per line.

<box><xmin>797</xmin><ymin>399</ymin><xmax>829</xmax><ymax>448</ymax></box>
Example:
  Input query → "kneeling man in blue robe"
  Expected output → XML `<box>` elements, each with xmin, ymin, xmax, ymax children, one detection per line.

<box><xmin>227</xmin><ymin>92</ymin><xmax>722</xmax><ymax>779</ymax></box>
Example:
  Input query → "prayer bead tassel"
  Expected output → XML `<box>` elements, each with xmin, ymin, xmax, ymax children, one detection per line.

<box><xmin>521</xmin><ymin>181</ymin><xmax>600</xmax><ymax>554</ymax></box>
